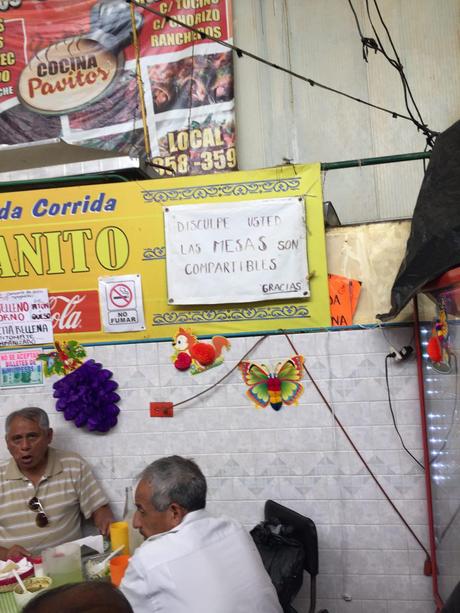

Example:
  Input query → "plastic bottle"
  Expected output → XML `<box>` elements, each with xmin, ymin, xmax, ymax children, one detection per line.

<box><xmin>123</xmin><ymin>486</ymin><xmax>143</xmax><ymax>554</ymax></box>
<box><xmin>30</xmin><ymin>556</ymin><xmax>44</xmax><ymax>577</ymax></box>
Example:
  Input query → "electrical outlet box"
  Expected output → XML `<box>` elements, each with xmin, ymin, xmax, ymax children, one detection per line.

<box><xmin>150</xmin><ymin>402</ymin><xmax>174</xmax><ymax>417</ymax></box>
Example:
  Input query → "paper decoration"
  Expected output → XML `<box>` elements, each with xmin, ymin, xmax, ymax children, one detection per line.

<box><xmin>427</xmin><ymin>302</ymin><xmax>452</xmax><ymax>373</ymax></box>
<box><xmin>52</xmin><ymin>359</ymin><xmax>120</xmax><ymax>432</ymax></box>
<box><xmin>239</xmin><ymin>355</ymin><xmax>304</xmax><ymax>411</ymax></box>
<box><xmin>37</xmin><ymin>341</ymin><xmax>86</xmax><ymax>377</ymax></box>
<box><xmin>37</xmin><ymin>341</ymin><xmax>120</xmax><ymax>432</ymax></box>
<box><xmin>328</xmin><ymin>274</ymin><xmax>362</xmax><ymax>326</ymax></box>
<box><xmin>172</xmin><ymin>327</ymin><xmax>230</xmax><ymax>375</ymax></box>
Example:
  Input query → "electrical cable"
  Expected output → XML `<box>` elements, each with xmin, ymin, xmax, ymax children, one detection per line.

<box><xmin>170</xmin><ymin>326</ymin><xmax>431</xmax><ymax>561</ymax></box>
<box><xmin>385</xmin><ymin>354</ymin><xmax>425</xmax><ymax>469</ymax></box>
<box><xmin>282</xmin><ymin>331</ymin><xmax>430</xmax><ymax>559</ymax></box>
<box><xmin>347</xmin><ymin>0</ymin><xmax>379</xmax><ymax>61</ymax></box>
<box><xmin>173</xmin><ymin>334</ymin><xmax>268</xmax><ymax>408</ymax></box>
<box><xmin>126</xmin><ymin>0</ymin><xmax>433</xmax><ymax>132</ymax></box>
<box><xmin>130</xmin><ymin>2</ymin><xmax>152</xmax><ymax>161</ymax></box>
<box><xmin>347</xmin><ymin>0</ymin><xmax>436</xmax><ymax>148</ymax></box>
<box><xmin>370</xmin><ymin>0</ymin><xmax>427</xmax><ymax>130</ymax></box>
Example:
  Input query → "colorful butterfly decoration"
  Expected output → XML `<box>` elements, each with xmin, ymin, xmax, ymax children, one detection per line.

<box><xmin>239</xmin><ymin>355</ymin><xmax>304</xmax><ymax>411</ymax></box>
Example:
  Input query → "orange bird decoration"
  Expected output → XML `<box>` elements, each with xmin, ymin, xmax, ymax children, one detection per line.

<box><xmin>172</xmin><ymin>327</ymin><xmax>230</xmax><ymax>375</ymax></box>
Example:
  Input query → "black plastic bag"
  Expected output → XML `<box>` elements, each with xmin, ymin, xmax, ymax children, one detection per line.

<box><xmin>250</xmin><ymin>521</ymin><xmax>305</xmax><ymax>613</ymax></box>
<box><xmin>378</xmin><ymin>119</ymin><xmax>460</xmax><ymax>321</ymax></box>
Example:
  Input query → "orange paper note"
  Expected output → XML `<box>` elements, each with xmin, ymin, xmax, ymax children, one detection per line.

<box><xmin>329</xmin><ymin>274</ymin><xmax>362</xmax><ymax>327</ymax></box>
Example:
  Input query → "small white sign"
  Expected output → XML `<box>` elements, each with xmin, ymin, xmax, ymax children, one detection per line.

<box><xmin>163</xmin><ymin>197</ymin><xmax>309</xmax><ymax>305</ymax></box>
<box><xmin>0</xmin><ymin>289</ymin><xmax>53</xmax><ymax>346</ymax></box>
<box><xmin>98</xmin><ymin>275</ymin><xmax>146</xmax><ymax>332</ymax></box>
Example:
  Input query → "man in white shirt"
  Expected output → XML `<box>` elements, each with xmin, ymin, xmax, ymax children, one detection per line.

<box><xmin>120</xmin><ymin>455</ymin><xmax>282</xmax><ymax>613</ymax></box>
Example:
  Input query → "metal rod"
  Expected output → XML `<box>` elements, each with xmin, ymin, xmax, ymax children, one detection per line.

<box><xmin>413</xmin><ymin>295</ymin><xmax>443</xmax><ymax>611</ymax></box>
<box><xmin>322</xmin><ymin>150</ymin><xmax>431</xmax><ymax>171</ymax></box>
<box><xmin>0</xmin><ymin>151</ymin><xmax>431</xmax><ymax>190</ymax></box>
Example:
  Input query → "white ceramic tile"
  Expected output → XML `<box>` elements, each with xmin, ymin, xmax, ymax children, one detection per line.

<box><xmin>1</xmin><ymin>325</ymin><xmax>433</xmax><ymax>611</ymax></box>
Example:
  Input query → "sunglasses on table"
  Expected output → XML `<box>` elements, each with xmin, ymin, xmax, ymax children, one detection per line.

<box><xmin>28</xmin><ymin>497</ymin><xmax>49</xmax><ymax>528</ymax></box>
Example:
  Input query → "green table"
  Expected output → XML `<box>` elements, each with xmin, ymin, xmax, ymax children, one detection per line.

<box><xmin>0</xmin><ymin>591</ymin><xmax>18</xmax><ymax>613</ymax></box>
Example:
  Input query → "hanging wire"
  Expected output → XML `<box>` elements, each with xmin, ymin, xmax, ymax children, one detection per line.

<box><xmin>282</xmin><ymin>330</ymin><xmax>431</xmax><ymax>559</ymax></box>
<box><xmin>129</xmin><ymin>2</ymin><xmax>176</xmax><ymax>174</ymax></box>
<box><xmin>130</xmin><ymin>2</ymin><xmax>152</xmax><ymax>161</ymax></box>
<box><xmin>346</xmin><ymin>0</ymin><xmax>379</xmax><ymax>61</ymax></box>
<box><xmin>186</xmin><ymin>26</ymin><xmax>197</xmax><ymax>166</ymax></box>
<box><xmin>347</xmin><ymin>0</ymin><xmax>437</xmax><ymax>148</ymax></box>
<box><xmin>126</xmin><ymin>0</ymin><xmax>433</xmax><ymax>133</ymax></box>
<box><xmin>173</xmin><ymin>335</ymin><xmax>268</xmax><ymax>409</ymax></box>
<box><xmin>384</xmin><ymin>354</ymin><xmax>425</xmax><ymax>469</ymax></box>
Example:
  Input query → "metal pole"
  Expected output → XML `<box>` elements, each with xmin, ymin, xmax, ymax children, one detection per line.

<box><xmin>413</xmin><ymin>295</ymin><xmax>444</xmax><ymax>612</ymax></box>
<box><xmin>322</xmin><ymin>150</ymin><xmax>431</xmax><ymax>171</ymax></box>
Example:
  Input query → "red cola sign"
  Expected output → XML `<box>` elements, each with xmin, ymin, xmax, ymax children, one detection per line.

<box><xmin>49</xmin><ymin>290</ymin><xmax>101</xmax><ymax>333</ymax></box>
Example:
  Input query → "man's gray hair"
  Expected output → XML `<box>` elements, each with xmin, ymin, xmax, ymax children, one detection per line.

<box><xmin>5</xmin><ymin>408</ymin><xmax>50</xmax><ymax>434</ymax></box>
<box><xmin>141</xmin><ymin>455</ymin><xmax>207</xmax><ymax>512</ymax></box>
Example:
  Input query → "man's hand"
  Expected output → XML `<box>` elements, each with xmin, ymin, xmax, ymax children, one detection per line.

<box><xmin>0</xmin><ymin>544</ymin><xmax>31</xmax><ymax>561</ymax></box>
<box><xmin>92</xmin><ymin>504</ymin><xmax>114</xmax><ymax>537</ymax></box>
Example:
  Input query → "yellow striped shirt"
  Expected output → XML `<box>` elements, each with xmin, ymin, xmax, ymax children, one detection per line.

<box><xmin>0</xmin><ymin>447</ymin><xmax>108</xmax><ymax>555</ymax></box>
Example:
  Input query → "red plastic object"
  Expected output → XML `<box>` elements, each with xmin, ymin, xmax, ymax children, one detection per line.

<box><xmin>422</xmin><ymin>267</ymin><xmax>460</xmax><ymax>315</ymax></box>
<box><xmin>0</xmin><ymin>566</ymin><xmax>33</xmax><ymax>588</ymax></box>
<box><xmin>150</xmin><ymin>402</ymin><xmax>173</xmax><ymax>417</ymax></box>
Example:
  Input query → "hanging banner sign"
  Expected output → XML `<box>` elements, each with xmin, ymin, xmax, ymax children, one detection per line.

<box><xmin>0</xmin><ymin>348</ymin><xmax>44</xmax><ymax>388</ymax></box>
<box><xmin>99</xmin><ymin>274</ymin><xmax>146</xmax><ymax>332</ymax></box>
<box><xmin>163</xmin><ymin>197</ymin><xmax>309</xmax><ymax>305</ymax></box>
<box><xmin>0</xmin><ymin>0</ymin><xmax>235</xmax><ymax>176</ymax></box>
<box><xmin>0</xmin><ymin>289</ymin><xmax>53</xmax><ymax>346</ymax></box>
<box><xmin>0</xmin><ymin>164</ymin><xmax>330</xmax><ymax>345</ymax></box>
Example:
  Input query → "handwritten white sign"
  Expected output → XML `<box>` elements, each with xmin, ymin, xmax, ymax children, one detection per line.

<box><xmin>0</xmin><ymin>289</ymin><xmax>53</xmax><ymax>346</ymax></box>
<box><xmin>163</xmin><ymin>197</ymin><xmax>309</xmax><ymax>305</ymax></box>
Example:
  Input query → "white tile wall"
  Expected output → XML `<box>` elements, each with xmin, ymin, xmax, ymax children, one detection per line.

<box><xmin>0</xmin><ymin>327</ymin><xmax>435</xmax><ymax>612</ymax></box>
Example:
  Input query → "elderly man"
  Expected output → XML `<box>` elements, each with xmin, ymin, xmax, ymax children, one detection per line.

<box><xmin>120</xmin><ymin>455</ymin><xmax>282</xmax><ymax>613</ymax></box>
<box><xmin>0</xmin><ymin>407</ymin><xmax>113</xmax><ymax>561</ymax></box>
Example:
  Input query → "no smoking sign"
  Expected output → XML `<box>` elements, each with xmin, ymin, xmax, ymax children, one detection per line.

<box><xmin>109</xmin><ymin>283</ymin><xmax>134</xmax><ymax>310</ymax></box>
<box><xmin>99</xmin><ymin>275</ymin><xmax>145</xmax><ymax>333</ymax></box>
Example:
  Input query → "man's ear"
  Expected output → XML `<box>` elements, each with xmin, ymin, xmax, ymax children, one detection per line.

<box><xmin>169</xmin><ymin>503</ymin><xmax>187</xmax><ymax>527</ymax></box>
<box><xmin>47</xmin><ymin>428</ymin><xmax>53</xmax><ymax>445</ymax></box>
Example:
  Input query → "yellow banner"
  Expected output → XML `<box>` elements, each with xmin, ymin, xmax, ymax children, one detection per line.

<box><xmin>0</xmin><ymin>164</ymin><xmax>330</xmax><ymax>344</ymax></box>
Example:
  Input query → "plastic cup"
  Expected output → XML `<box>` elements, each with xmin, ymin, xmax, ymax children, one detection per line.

<box><xmin>109</xmin><ymin>555</ymin><xmax>130</xmax><ymax>587</ymax></box>
<box><xmin>109</xmin><ymin>521</ymin><xmax>129</xmax><ymax>556</ymax></box>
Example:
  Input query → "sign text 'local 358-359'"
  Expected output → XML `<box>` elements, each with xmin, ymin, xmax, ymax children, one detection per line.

<box><xmin>0</xmin><ymin>164</ymin><xmax>330</xmax><ymax>345</ymax></box>
<box><xmin>0</xmin><ymin>0</ymin><xmax>235</xmax><ymax>176</ymax></box>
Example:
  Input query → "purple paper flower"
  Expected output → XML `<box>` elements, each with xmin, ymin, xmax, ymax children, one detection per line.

<box><xmin>53</xmin><ymin>359</ymin><xmax>120</xmax><ymax>433</ymax></box>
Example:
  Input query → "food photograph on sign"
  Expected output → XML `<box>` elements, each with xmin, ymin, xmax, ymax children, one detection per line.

<box><xmin>0</xmin><ymin>0</ymin><xmax>234</xmax><ymax>175</ymax></box>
